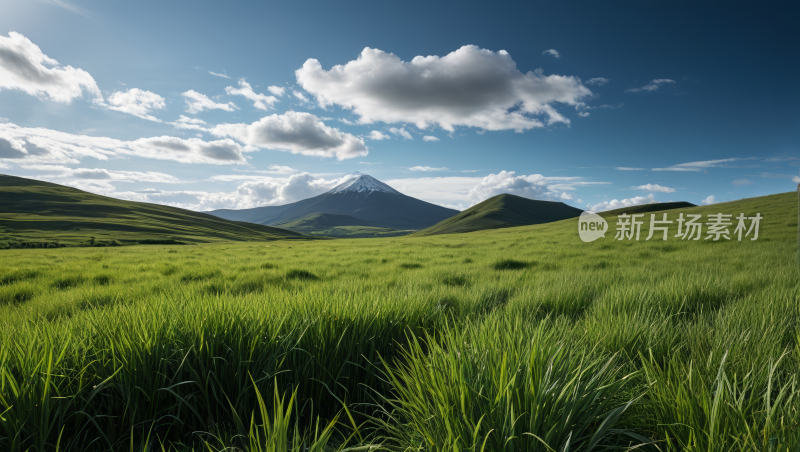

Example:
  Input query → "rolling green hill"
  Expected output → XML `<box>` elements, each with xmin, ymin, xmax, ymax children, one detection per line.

<box><xmin>273</xmin><ymin>212</ymin><xmax>415</xmax><ymax>238</ymax></box>
<box><xmin>273</xmin><ymin>212</ymin><xmax>371</xmax><ymax>230</ymax></box>
<box><xmin>412</xmin><ymin>194</ymin><xmax>583</xmax><ymax>237</ymax></box>
<box><xmin>0</xmin><ymin>174</ymin><xmax>305</xmax><ymax>248</ymax></box>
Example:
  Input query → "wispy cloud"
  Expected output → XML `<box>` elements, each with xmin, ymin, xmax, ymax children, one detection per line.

<box><xmin>632</xmin><ymin>183</ymin><xmax>675</xmax><ymax>193</ymax></box>
<box><xmin>615</xmin><ymin>167</ymin><xmax>645</xmax><ymax>171</ymax></box>
<box><xmin>732</xmin><ymin>179</ymin><xmax>752</xmax><ymax>187</ymax></box>
<box><xmin>626</xmin><ymin>79</ymin><xmax>676</xmax><ymax>93</ymax></box>
<box><xmin>292</xmin><ymin>90</ymin><xmax>309</xmax><ymax>102</ymax></box>
<box><xmin>41</xmin><ymin>0</ymin><xmax>93</xmax><ymax>18</ymax></box>
<box><xmin>225</xmin><ymin>79</ymin><xmax>279</xmax><ymax>110</ymax></box>
<box><xmin>542</xmin><ymin>49</ymin><xmax>561</xmax><ymax>59</ymax></box>
<box><xmin>167</xmin><ymin>115</ymin><xmax>208</xmax><ymax>131</ymax></box>
<box><xmin>652</xmin><ymin>158</ymin><xmax>748</xmax><ymax>171</ymax></box>
<box><xmin>758</xmin><ymin>172</ymin><xmax>799</xmax><ymax>179</ymax></box>
<box><xmin>389</xmin><ymin>127</ymin><xmax>413</xmax><ymax>140</ymax></box>
<box><xmin>209</xmin><ymin>71</ymin><xmax>230</xmax><ymax>79</ymax></box>
<box><xmin>410</xmin><ymin>166</ymin><xmax>448</xmax><ymax>172</ymax></box>
<box><xmin>182</xmin><ymin>90</ymin><xmax>238</xmax><ymax>114</ymax></box>
<box><xmin>585</xmin><ymin>77</ymin><xmax>609</xmax><ymax>86</ymax></box>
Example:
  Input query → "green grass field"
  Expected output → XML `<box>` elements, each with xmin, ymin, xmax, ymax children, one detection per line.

<box><xmin>0</xmin><ymin>190</ymin><xmax>797</xmax><ymax>451</ymax></box>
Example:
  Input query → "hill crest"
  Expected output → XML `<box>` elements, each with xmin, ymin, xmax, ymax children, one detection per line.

<box><xmin>412</xmin><ymin>194</ymin><xmax>583</xmax><ymax>237</ymax></box>
<box><xmin>0</xmin><ymin>174</ymin><xmax>305</xmax><ymax>247</ymax></box>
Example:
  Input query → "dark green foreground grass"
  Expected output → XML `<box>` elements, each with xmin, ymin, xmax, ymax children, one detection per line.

<box><xmin>0</xmin><ymin>191</ymin><xmax>797</xmax><ymax>451</ymax></box>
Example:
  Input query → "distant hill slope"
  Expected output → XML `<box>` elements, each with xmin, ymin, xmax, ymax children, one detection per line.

<box><xmin>0</xmin><ymin>174</ymin><xmax>304</xmax><ymax>248</ymax></box>
<box><xmin>274</xmin><ymin>213</ymin><xmax>415</xmax><ymax>238</ymax></box>
<box><xmin>274</xmin><ymin>213</ymin><xmax>370</xmax><ymax>230</ymax></box>
<box><xmin>598</xmin><ymin>201</ymin><xmax>697</xmax><ymax>217</ymax></box>
<box><xmin>209</xmin><ymin>173</ymin><xmax>459</xmax><ymax>230</ymax></box>
<box><xmin>412</xmin><ymin>194</ymin><xmax>584</xmax><ymax>237</ymax></box>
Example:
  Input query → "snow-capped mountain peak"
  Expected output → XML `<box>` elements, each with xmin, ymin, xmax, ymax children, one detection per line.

<box><xmin>328</xmin><ymin>173</ymin><xmax>402</xmax><ymax>195</ymax></box>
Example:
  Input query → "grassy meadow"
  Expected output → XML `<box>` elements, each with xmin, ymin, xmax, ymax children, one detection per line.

<box><xmin>0</xmin><ymin>191</ymin><xmax>797</xmax><ymax>451</ymax></box>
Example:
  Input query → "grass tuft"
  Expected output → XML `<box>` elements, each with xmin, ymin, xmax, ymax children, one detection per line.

<box><xmin>285</xmin><ymin>269</ymin><xmax>319</xmax><ymax>280</ymax></box>
<box><xmin>492</xmin><ymin>258</ymin><xmax>532</xmax><ymax>270</ymax></box>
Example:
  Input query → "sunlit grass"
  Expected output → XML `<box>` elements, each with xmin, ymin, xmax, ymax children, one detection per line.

<box><xmin>0</xmin><ymin>191</ymin><xmax>797</xmax><ymax>450</ymax></box>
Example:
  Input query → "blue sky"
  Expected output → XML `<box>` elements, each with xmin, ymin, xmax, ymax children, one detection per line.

<box><xmin>0</xmin><ymin>0</ymin><xmax>797</xmax><ymax>211</ymax></box>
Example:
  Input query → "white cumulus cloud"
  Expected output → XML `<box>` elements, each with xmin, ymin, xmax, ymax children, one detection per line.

<box><xmin>127</xmin><ymin>136</ymin><xmax>249</xmax><ymax>164</ymax></box>
<box><xmin>588</xmin><ymin>194</ymin><xmax>657</xmax><ymax>212</ymax></box>
<box><xmin>467</xmin><ymin>170</ymin><xmax>609</xmax><ymax>206</ymax></box>
<box><xmin>210</xmin><ymin>111</ymin><xmax>368</xmax><ymax>160</ymax></box>
<box><xmin>296</xmin><ymin>45</ymin><xmax>592</xmax><ymax>132</ymax></box>
<box><xmin>168</xmin><ymin>173</ymin><xmax>359</xmax><ymax>211</ymax></box>
<box><xmin>701</xmin><ymin>195</ymin><xmax>716</xmax><ymax>205</ymax></box>
<box><xmin>182</xmin><ymin>90</ymin><xmax>239</xmax><ymax>114</ymax></box>
<box><xmin>423</xmin><ymin>136</ymin><xmax>440</xmax><ymax>142</ymax></box>
<box><xmin>632</xmin><ymin>183</ymin><xmax>675</xmax><ymax>193</ymax></box>
<box><xmin>267</xmin><ymin>86</ymin><xmax>286</xmax><ymax>96</ymax></box>
<box><xmin>0</xmin><ymin>31</ymin><xmax>102</xmax><ymax>104</ymax></box>
<box><xmin>0</xmin><ymin>121</ymin><xmax>249</xmax><ymax>165</ymax></box>
<box><xmin>368</xmin><ymin>131</ymin><xmax>390</xmax><ymax>140</ymax></box>
<box><xmin>106</xmin><ymin>88</ymin><xmax>166</xmax><ymax>122</ymax></box>
<box><xmin>21</xmin><ymin>164</ymin><xmax>181</xmax><ymax>184</ymax></box>
<box><xmin>225</xmin><ymin>79</ymin><xmax>279</xmax><ymax>110</ymax></box>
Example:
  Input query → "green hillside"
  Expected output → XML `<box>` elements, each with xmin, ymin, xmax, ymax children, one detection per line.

<box><xmin>0</xmin><ymin>174</ymin><xmax>305</xmax><ymax>248</ymax></box>
<box><xmin>412</xmin><ymin>193</ymin><xmax>583</xmax><ymax>237</ymax></box>
<box><xmin>598</xmin><ymin>201</ymin><xmax>697</xmax><ymax>217</ymax></box>
<box><xmin>274</xmin><ymin>212</ymin><xmax>371</xmax><ymax>230</ymax></box>
<box><xmin>273</xmin><ymin>212</ymin><xmax>414</xmax><ymax>238</ymax></box>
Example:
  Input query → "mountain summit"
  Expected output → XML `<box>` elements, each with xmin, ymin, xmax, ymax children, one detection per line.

<box><xmin>209</xmin><ymin>173</ymin><xmax>458</xmax><ymax>230</ymax></box>
<box><xmin>329</xmin><ymin>173</ymin><xmax>402</xmax><ymax>195</ymax></box>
